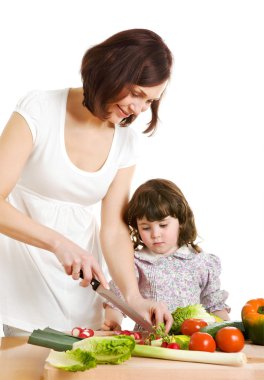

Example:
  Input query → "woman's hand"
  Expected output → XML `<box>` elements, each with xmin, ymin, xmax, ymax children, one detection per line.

<box><xmin>53</xmin><ymin>239</ymin><xmax>108</xmax><ymax>288</ymax></box>
<box><xmin>127</xmin><ymin>296</ymin><xmax>173</xmax><ymax>333</ymax></box>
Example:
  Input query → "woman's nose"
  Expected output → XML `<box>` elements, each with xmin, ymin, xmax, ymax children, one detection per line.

<box><xmin>129</xmin><ymin>99</ymin><xmax>149</xmax><ymax>115</ymax></box>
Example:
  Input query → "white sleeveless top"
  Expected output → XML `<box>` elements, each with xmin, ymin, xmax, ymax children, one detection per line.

<box><xmin>0</xmin><ymin>89</ymin><xmax>139</xmax><ymax>332</ymax></box>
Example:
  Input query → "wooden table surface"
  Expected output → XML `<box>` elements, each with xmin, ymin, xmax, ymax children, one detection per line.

<box><xmin>1</xmin><ymin>336</ymin><xmax>264</xmax><ymax>380</ymax></box>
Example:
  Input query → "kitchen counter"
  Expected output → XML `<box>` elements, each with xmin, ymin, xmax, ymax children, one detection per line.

<box><xmin>1</xmin><ymin>337</ymin><xmax>264</xmax><ymax>380</ymax></box>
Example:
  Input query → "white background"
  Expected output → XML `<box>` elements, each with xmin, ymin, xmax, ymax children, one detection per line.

<box><xmin>0</xmin><ymin>0</ymin><xmax>263</xmax><ymax>326</ymax></box>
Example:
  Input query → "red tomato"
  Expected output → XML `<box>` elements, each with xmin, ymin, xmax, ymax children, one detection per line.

<box><xmin>215</xmin><ymin>327</ymin><xmax>245</xmax><ymax>353</ymax></box>
<box><xmin>180</xmin><ymin>319</ymin><xmax>208</xmax><ymax>336</ymax></box>
<box><xmin>189</xmin><ymin>332</ymin><xmax>216</xmax><ymax>352</ymax></box>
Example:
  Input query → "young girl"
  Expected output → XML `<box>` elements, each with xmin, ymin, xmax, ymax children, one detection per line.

<box><xmin>102</xmin><ymin>178</ymin><xmax>230</xmax><ymax>331</ymax></box>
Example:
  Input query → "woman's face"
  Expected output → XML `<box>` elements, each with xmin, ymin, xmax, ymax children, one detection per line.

<box><xmin>107</xmin><ymin>81</ymin><xmax>168</xmax><ymax>124</ymax></box>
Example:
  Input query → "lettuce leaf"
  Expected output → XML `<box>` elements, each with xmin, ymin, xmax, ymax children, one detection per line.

<box><xmin>46</xmin><ymin>348</ymin><xmax>96</xmax><ymax>372</ymax></box>
<box><xmin>170</xmin><ymin>304</ymin><xmax>215</xmax><ymax>334</ymax></box>
<box><xmin>73</xmin><ymin>335</ymin><xmax>135</xmax><ymax>364</ymax></box>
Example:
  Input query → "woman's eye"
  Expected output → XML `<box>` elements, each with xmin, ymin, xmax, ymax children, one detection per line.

<box><xmin>160</xmin><ymin>224</ymin><xmax>167</xmax><ymax>228</ymax></box>
<box><xmin>131</xmin><ymin>92</ymin><xmax>140</xmax><ymax>98</ymax></box>
<box><xmin>142</xmin><ymin>227</ymin><xmax>150</xmax><ymax>231</ymax></box>
<box><xmin>146</xmin><ymin>99</ymin><xmax>154</xmax><ymax>104</ymax></box>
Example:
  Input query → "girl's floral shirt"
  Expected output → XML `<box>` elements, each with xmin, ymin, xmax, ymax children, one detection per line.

<box><xmin>106</xmin><ymin>245</ymin><xmax>230</xmax><ymax>323</ymax></box>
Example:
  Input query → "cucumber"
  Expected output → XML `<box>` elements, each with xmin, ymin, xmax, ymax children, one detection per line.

<box><xmin>200</xmin><ymin>321</ymin><xmax>245</xmax><ymax>338</ymax></box>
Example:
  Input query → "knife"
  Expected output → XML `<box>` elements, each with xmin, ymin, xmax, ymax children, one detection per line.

<box><xmin>87</xmin><ymin>277</ymin><xmax>154</xmax><ymax>332</ymax></box>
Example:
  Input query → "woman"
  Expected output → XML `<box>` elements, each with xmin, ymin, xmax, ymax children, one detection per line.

<box><xmin>0</xmin><ymin>29</ymin><xmax>173</xmax><ymax>335</ymax></box>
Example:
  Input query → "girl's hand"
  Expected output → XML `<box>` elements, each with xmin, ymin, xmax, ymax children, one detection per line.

<box><xmin>127</xmin><ymin>296</ymin><xmax>173</xmax><ymax>333</ymax></box>
<box><xmin>53</xmin><ymin>239</ymin><xmax>108</xmax><ymax>288</ymax></box>
<box><xmin>100</xmin><ymin>320</ymin><xmax>121</xmax><ymax>331</ymax></box>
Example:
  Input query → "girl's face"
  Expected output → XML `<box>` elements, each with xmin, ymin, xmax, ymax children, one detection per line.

<box><xmin>107</xmin><ymin>81</ymin><xmax>167</xmax><ymax>124</ymax></box>
<box><xmin>137</xmin><ymin>216</ymin><xmax>180</xmax><ymax>255</ymax></box>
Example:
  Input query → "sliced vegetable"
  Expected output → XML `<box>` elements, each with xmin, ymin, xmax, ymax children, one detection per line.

<box><xmin>132</xmin><ymin>344</ymin><xmax>247</xmax><ymax>366</ymax></box>
<box><xmin>167</xmin><ymin>342</ymin><xmax>180</xmax><ymax>349</ymax></box>
<box><xmin>46</xmin><ymin>348</ymin><xmax>96</xmax><ymax>372</ymax></box>
<box><xmin>170</xmin><ymin>304</ymin><xmax>215</xmax><ymax>334</ymax></box>
<box><xmin>215</xmin><ymin>327</ymin><xmax>245</xmax><ymax>353</ymax></box>
<box><xmin>242</xmin><ymin>298</ymin><xmax>264</xmax><ymax>345</ymax></box>
<box><xmin>200</xmin><ymin>320</ymin><xmax>245</xmax><ymax>338</ymax></box>
<box><xmin>180</xmin><ymin>319</ymin><xmax>208</xmax><ymax>336</ymax></box>
<box><xmin>28</xmin><ymin>327</ymin><xmax>80</xmax><ymax>351</ymax></box>
<box><xmin>46</xmin><ymin>335</ymin><xmax>135</xmax><ymax>372</ymax></box>
<box><xmin>73</xmin><ymin>335</ymin><xmax>135</xmax><ymax>364</ymax></box>
<box><xmin>189</xmin><ymin>332</ymin><xmax>216</xmax><ymax>352</ymax></box>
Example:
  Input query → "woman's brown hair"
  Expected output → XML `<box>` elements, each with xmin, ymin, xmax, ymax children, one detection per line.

<box><xmin>81</xmin><ymin>29</ymin><xmax>173</xmax><ymax>134</ymax></box>
<box><xmin>124</xmin><ymin>178</ymin><xmax>201</xmax><ymax>252</ymax></box>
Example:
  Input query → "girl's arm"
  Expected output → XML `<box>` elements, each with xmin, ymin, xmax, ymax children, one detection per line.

<box><xmin>100</xmin><ymin>167</ymin><xmax>173</xmax><ymax>332</ymax></box>
<box><xmin>101</xmin><ymin>305</ymin><xmax>123</xmax><ymax>331</ymax></box>
<box><xmin>0</xmin><ymin>113</ymin><xmax>107</xmax><ymax>287</ymax></box>
<box><xmin>213</xmin><ymin>309</ymin><xmax>230</xmax><ymax>321</ymax></box>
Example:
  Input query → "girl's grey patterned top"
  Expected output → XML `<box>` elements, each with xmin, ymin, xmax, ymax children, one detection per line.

<box><xmin>106</xmin><ymin>245</ymin><xmax>230</xmax><ymax>326</ymax></box>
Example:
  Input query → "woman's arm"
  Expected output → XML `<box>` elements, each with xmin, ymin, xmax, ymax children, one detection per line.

<box><xmin>213</xmin><ymin>309</ymin><xmax>230</xmax><ymax>321</ymax></box>
<box><xmin>100</xmin><ymin>167</ymin><xmax>173</xmax><ymax>331</ymax></box>
<box><xmin>0</xmin><ymin>113</ymin><xmax>107</xmax><ymax>287</ymax></box>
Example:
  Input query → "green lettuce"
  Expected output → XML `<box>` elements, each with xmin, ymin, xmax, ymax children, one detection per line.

<box><xmin>73</xmin><ymin>335</ymin><xmax>135</xmax><ymax>364</ymax></box>
<box><xmin>46</xmin><ymin>335</ymin><xmax>135</xmax><ymax>372</ymax></box>
<box><xmin>46</xmin><ymin>348</ymin><xmax>96</xmax><ymax>372</ymax></box>
<box><xmin>170</xmin><ymin>304</ymin><xmax>215</xmax><ymax>334</ymax></box>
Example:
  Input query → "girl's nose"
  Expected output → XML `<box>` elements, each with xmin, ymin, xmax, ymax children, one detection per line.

<box><xmin>151</xmin><ymin>227</ymin><xmax>161</xmax><ymax>238</ymax></box>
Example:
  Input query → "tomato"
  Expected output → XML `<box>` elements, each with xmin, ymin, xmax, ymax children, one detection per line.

<box><xmin>180</xmin><ymin>318</ymin><xmax>208</xmax><ymax>336</ymax></box>
<box><xmin>215</xmin><ymin>327</ymin><xmax>245</xmax><ymax>353</ymax></box>
<box><xmin>189</xmin><ymin>332</ymin><xmax>216</xmax><ymax>352</ymax></box>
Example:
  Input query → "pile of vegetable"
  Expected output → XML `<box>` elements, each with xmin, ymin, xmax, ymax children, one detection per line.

<box><xmin>27</xmin><ymin>298</ymin><xmax>264</xmax><ymax>372</ymax></box>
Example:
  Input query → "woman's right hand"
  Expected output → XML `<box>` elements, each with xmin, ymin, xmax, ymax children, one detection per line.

<box><xmin>53</xmin><ymin>239</ymin><xmax>108</xmax><ymax>288</ymax></box>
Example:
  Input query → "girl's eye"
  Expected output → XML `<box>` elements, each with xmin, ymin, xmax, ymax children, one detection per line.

<box><xmin>142</xmin><ymin>227</ymin><xmax>150</xmax><ymax>231</ymax></box>
<box><xmin>160</xmin><ymin>224</ymin><xmax>167</xmax><ymax>228</ymax></box>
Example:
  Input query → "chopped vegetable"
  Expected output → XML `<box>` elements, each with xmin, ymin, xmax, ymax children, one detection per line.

<box><xmin>170</xmin><ymin>304</ymin><xmax>215</xmax><ymax>334</ymax></box>
<box><xmin>46</xmin><ymin>335</ymin><xmax>135</xmax><ymax>372</ymax></box>
<box><xmin>46</xmin><ymin>348</ymin><xmax>96</xmax><ymax>372</ymax></box>
<box><xmin>242</xmin><ymin>298</ymin><xmax>264</xmax><ymax>345</ymax></box>
<box><xmin>73</xmin><ymin>335</ymin><xmax>135</xmax><ymax>364</ymax></box>
<box><xmin>28</xmin><ymin>327</ymin><xmax>80</xmax><ymax>351</ymax></box>
<box><xmin>132</xmin><ymin>344</ymin><xmax>247</xmax><ymax>366</ymax></box>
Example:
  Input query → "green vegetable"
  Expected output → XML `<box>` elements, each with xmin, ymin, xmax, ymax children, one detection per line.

<box><xmin>46</xmin><ymin>335</ymin><xmax>135</xmax><ymax>372</ymax></box>
<box><xmin>73</xmin><ymin>335</ymin><xmax>135</xmax><ymax>364</ymax></box>
<box><xmin>200</xmin><ymin>321</ymin><xmax>245</xmax><ymax>338</ymax></box>
<box><xmin>46</xmin><ymin>348</ymin><xmax>96</xmax><ymax>372</ymax></box>
<box><xmin>132</xmin><ymin>344</ymin><xmax>246</xmax><ymax>366</ymax></box>
<box><xmin>151</xmin><ymin>335</ymin><xmax>190</xmax><ymax>349</ymax></box>
<box><xmin>170</xmin><ymin>304</ymin><xmax>215</xmax><ymax>334</ymax></box>
<box><xmin>28</xmin><ymin>327</ymin><xmax>80</xmax><ymax>351</ymax></box>
<box><xmin>167</xmin><ymin>335</ymin><xmax>190</xmax><ymax>350</ymax></box>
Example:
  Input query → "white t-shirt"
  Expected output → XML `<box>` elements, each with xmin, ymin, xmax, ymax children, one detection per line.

<box><xmin>0</xmin><ymin>89</ymin><xmax>139</xmax><ymax>332</ymax></box>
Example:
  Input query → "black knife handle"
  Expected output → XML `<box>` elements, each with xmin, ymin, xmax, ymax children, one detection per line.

<box><xmin>79</xmin><ymin>271</ymin><xmax>100</xmax><ymax>290</ymax></box>
<box><xmin>90</xmin><ymin>278</ymin><xmax>100</xmax><ymax>290</ymax></box>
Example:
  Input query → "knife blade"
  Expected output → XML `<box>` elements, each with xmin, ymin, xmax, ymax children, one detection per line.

<box><xmin>90</xmin><ymin>277</ymin><xmax>154</xmax><ymax>332</ymax></box>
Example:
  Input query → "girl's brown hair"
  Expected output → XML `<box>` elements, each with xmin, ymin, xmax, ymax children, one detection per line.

<box><xmin>124</xmin><ymin>178</ymin><xmax>201</xmax><ymax>252</ymax></box>
<box><xmin>81</xmin><ymin>29</ymin><xmax>173</xmax><ymax>134</ymax></box>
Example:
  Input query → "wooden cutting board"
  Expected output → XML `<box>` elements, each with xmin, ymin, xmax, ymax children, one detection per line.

<box><xmin>43</xmin><ymin>343</ymin><xmax>264</xmax><ymax>380</ymax></box>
